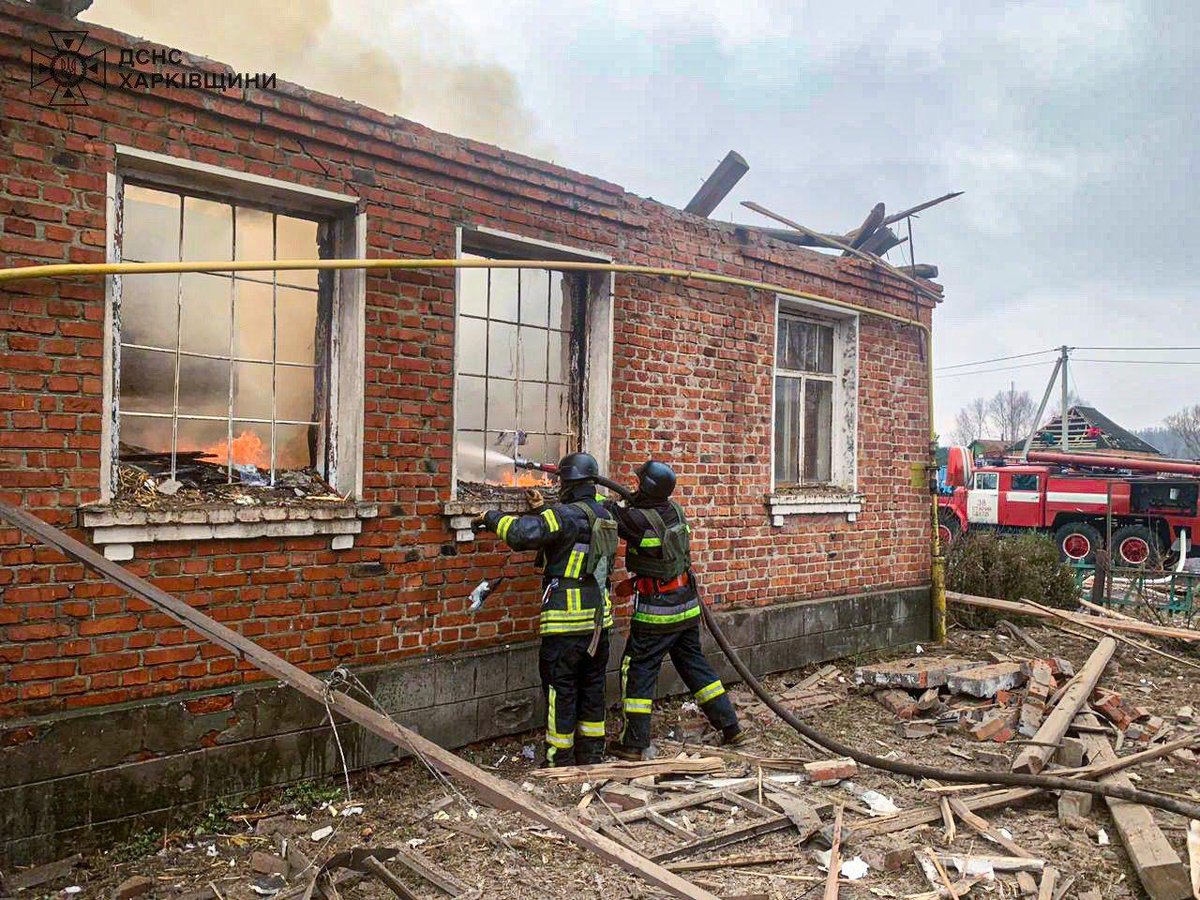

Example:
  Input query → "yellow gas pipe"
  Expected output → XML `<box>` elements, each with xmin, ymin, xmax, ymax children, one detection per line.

<box><xmin>0</xmin><ymin>256</ymin><xmax>945</xmax><ymax>640</ymax></box>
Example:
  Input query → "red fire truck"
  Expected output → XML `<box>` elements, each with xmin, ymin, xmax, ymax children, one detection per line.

<box><xmin>938</xmin><ymin>448</ymin><xmax>1200</xmax><ymax>567</ymax></box>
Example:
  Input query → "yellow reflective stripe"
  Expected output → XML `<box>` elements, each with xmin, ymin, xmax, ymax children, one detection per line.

<box><xmin>595</xmin><ymin>493</ymin><xmax>606</xmax><ymax>502</ymax></box>
<box><xmin>566</xmin><ymin>549</ymin><xmax>585</xmax><ymax>578</ymax></box>
<box><xmin>578</xmin><ymin>720</ymin><xmax>605</xmax><ymax>737</ymax></box>
<box><xmin>623</xmin><ymin>698</ymin><xmax>653</xmax><ymax>713</ymax></box>
<box><xmin>546</xmin><ymin>731</ymin><xmax>574</xmax><ymax>748</ymax></box>
<box><xmin>632</xmin><ymin>606</ymin><xmax>701</xmax><ymax>625</ymax></box>
<box><xmin>540</xmin><ymin>609</ymin><xmax>597</xmax><ymax>621</ymax></box>
<box><xmin>640</xmin><ymin>536</ymin><xmax>662</xmax><ymax>547</ymax></box>
<box><xmin>548</xmin><ymin>685</ymin><xmax>557</xmax><ymax>738</ymax></box>
<box><xmin>567</xmin><ymin>588</ymin><xmax>581</xmax><ymax>613</ymax></box>
<box><xmin>695</xmin><ymin>680</ymin><xmax>725</xmax><ymax>704</ymax></box>
<box><xmin>541</xmin><ymin>508</ymin><xmax>559</xmax><ymax>532</ymax></box>
<box><xmin>496</xmin><ymin>515</ymin><xmax>516</xmax><ymax>541</ymax></box>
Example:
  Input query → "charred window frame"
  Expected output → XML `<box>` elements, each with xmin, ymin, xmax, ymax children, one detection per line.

<box><xmin>101</xmin><ymin>147</ymin><xmax>366</xmax><ymax>504</ymax></box>
<box><xmin>451</xmin><ymin>226</ymin><xmax>612</xmax><ymax>496</ymax></box>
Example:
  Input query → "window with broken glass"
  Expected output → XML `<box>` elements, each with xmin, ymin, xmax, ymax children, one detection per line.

<box><xmin>454</xmin><ymin>254</ymin><xmax>580</xmax><ymax>487</ymax></box>
<box><xmin>116</xmin><ymin>184</ymin><xmax>329</xmax><ymax>492</ymax></box>
<box><xmin>774</xmin><ymin>313</ymin><xmax>835</xmax><ymax>486</ymax></box>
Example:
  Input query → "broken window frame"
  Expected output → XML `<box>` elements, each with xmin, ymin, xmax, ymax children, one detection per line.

<box><xmin>450</xmin><ymin>226</ymin><xmax>613</xmax><ymax>497</ymax></box>
<box><xmin>101</xmin><ymin>147</ymin><xmax>367</xmax><ymax>505</ymax></box>
<box><xmin>114</xmin><ymin>182</ymin><xmax>332</xmax><ymax>486</ymax></box>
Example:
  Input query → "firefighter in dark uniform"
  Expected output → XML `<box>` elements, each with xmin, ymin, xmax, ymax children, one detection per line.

<box><xmin>475</xmin><ymin>452</ymin><xmax>618</xmax><ymax>767</ymax></box>
<box><xmin>607</xmin><ymin>460</ymin><xmax>744</xmax><ymax>760</ymax></box>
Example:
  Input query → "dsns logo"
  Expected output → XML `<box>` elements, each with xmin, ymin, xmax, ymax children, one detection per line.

<box><xmin>30</xmin><ymin>30</ymin><xmax>106</xmax><ymax>106</ymax></box>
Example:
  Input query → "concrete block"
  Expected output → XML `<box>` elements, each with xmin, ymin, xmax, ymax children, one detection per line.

<box><xmin>90</xmin><ymin>751</ymin><xmax>207</xmax><ymax>824</ymax></box>
<box><xmin>102</xmin><ymin>543</ymin><xmax>134</xmax><ymax>561</ymax></box>
<box><xmin>855</xmin><ymin>656</ymin><xmax>974</xmax><ymax>690</ymax></box>
<box><xmin>433</xmin><ymin>656</ymin><xmax>479</xmax><ymax>705</ymax></box>
<box><xmin>372</xmin><ymin>662</ymin><xmax>436</xmax><ymax>713</ymax></box>
<box><xmin>1056</xmin><ymin>737</ymin><xmax>1085</xmax><ymax>768</ymax></box>
<box><xmin>0</xmin><ymin>775</ymin><xmax>91</xmax><ymax>837</ymax></box>
<box><xmin>478</xmin><ymin>687</ymin><xmax>541</xmax><ymax>739</ymax></box>
<box><xmin>330</xmin><ymin>534</ymin><xmax>355</xmax><ymax>550</ymax></box>
<box><xmin>0</xmin><ymin>705</ymin><xmax>145</xmax><ymax>789</ymax></box>
<box><xmin>946</xmin><ymin>662</ymin><xmax>1027</xmax><ymax>698</ymax></box>
<box><xmin>411</xmin><ymin>699</ymin><xmax>480</xmax><ymax>748</ymax></box>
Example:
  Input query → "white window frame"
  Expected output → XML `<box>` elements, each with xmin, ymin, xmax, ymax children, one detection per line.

<box><xmin>447</xmin><ymin>225</ymin><xmax>613</xmax><ymax>508</ymax></box>
<box><xmin>87</xmin><ymin>148</ymin><xmax>372</xmax><ymax>555</ymax></box>
<box><xmin>768</xmin><ymin>295</ymin><xmax>860</xmax><ymax>523</ymax></box>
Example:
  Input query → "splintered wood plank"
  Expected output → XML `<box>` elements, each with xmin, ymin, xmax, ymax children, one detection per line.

<box><xmin>650</xmin><ymin>816</ymin><xmax>793</xmax><ymax>863</ymax></box>
<box><xmin>824</xmin><ymin>806</ymin><xmax>845</xmax><ymax>900</ymax></box>
<box><xmin>1076</xmin><ymin>713</ymin><xmax>1191</xmax><ymax>900</ymax></box>
<box><xmin>947</xmin><ymin>797</ymin><xmax>1037</xmax><ymax>859</ymax></box>
<box><xmin>854</xmin><ymin>788</ymin><xmax>1041</xmax><ymax>838</ymax></box>
<box><xmin>0</xmin><ymin>502</ymin><xmax>722</xmax><ymax>900</ymax></box>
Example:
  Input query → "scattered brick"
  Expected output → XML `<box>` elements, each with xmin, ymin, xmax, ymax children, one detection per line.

<box><xmin>970</xmin><ymin>710</ymin><xmax>1018</xmax><ymax>743</ymax></box>
<box><xmin>874</xmin><ymin>688</ymin><xmax>918</xmax><ymax>720</ymax></box>
<box><xmin>947</xmin><ymin>662</ymin><xmax>1027</xmax><ymax>698</ymax></box>
<box><xmin>1018</xmin><ymin>660</ymin><xmax>1053</xmax><ymax>737</ymax></box>
<box><xmin>1055</xmin><ymin>736</ymin><xmax>1085</xmax><ymax>768</ymax></box>
<box><xmin>896</xmin><ymin>721</ymin><xmax>936</xmax><ymax>739</ymax></box>
<box><xmin>250</xmin><ymin>851</ymin><xmax>289</xmax><ymax>877</ymax></box>
<box><xmin>1092</xmin><ymin>689</ymin><xmax>1133</xmax><ymax>730</ymax></box>
<box><xmin>854</xmin><ymin>657</ymin><xmax>974</xmax><ymax>690</ymax></box>
<box><xmin>804</xmin><ymin>757</ymin><xmax>857</xmax><ymax>784</ymax></box>
<box><xmin>1177</xmin><ymin>706</ymin><xmax>1195</xmax><ymax>724</ymax></box>
<box><xmin>114</xmin><ymin>875</ymin><xmax>154</xmax><ymax>900</ymax></box>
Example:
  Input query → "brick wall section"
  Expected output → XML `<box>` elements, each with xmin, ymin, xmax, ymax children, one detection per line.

<box><xmin>0</xmin><ymin>3</ymin><xmax>936</xmax><ymax>721</ymax></box>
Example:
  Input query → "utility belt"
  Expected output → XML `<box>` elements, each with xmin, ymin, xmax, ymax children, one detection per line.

<box><xmin>539</xmin><ymin>576</ymin><xmax>614</xmax><ymax>642</ymax></box>
<box><xmin>635</xmin><ymin>572</ymin><xmax>690</xmax><ymax>595</ymax></box>
<box><xmin>629</xmin><ymin>570</ymin><xmax>700</xmax><ymax>631</ymax></box>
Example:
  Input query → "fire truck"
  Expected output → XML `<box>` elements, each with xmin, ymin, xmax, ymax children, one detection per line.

<box><xmin>938</xmin><ymin>448</ymin><xmax>1200</xmax><ymax>567</ymax></box>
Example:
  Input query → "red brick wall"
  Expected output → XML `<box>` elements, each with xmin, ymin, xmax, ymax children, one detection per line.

<box><xmin>0</xmin><ymin>4</ymin><xmax>935</xmax><ymax>720</ymax></box>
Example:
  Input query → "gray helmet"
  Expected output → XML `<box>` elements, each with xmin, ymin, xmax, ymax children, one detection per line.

<box><xmin>557</xmin><ymin>452</ymin><xmax>599</xmax><ymax>482</ymax></box>
<box><xmin>636</xmin><ymin>460</ymin><xmax>676</xmax><ymax>500</ymax></box>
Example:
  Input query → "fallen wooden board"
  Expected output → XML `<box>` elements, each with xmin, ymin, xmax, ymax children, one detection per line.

<box><xmin>532</xmin><ymin>757</ymin><xmax>724</xmax><ymax>783</ymax></box>
<box><xmin>854</xmin><ymin>788</ymin><xmax>1042</xmax><ymax>838</ymax></box>
<box><xmin>1076</xmin><ymin>713</ymin><xmax>1191</xmax><ymax>900</ymax></box>
<box><xmin>2</xmin><ymin>853</ymin><xmax>83</xmax><ymax>892</ymax></box>
<box><xmin>947</xmin><ymin>592</ymin><xmax>1200</xmax><ymax>642</ymax></box>
<box><xmin>0</xmin><ymin>502</ymin><xmax>722</xmax><ymax>900</ymax></box>
<box><xmin>782</xmin><ymin>664</ymin><xmax>840</xmax><ymax>699</ymax></box>
<box><xmin>650</xmin><ymin>815</ymin><xmax>794</xmax><ymax>863</ymax></box>
<box><xmin>1187</xmin><ymin>820</ymin><xmax>1199</xmax><ymax>900</ymax></box>
<box><xmin>947</xmin><ymin>796</ymin><xmax>1036</xmax><ymax>858</ymax></box>
<box><xmin>1013</xmin><ymin>637</ymin><xmax>1116</xmax><ymax>774</ymax></box>
<box><xmin>824</xmin><ymin>806</ymin><xmax>845</xmax><ymax>900</ymax></box>
<box><xmin>666</xmin><ymin>851</ymin><xmax>800</xmax><ymax>873</ymax></box>
<box><xmin>935</xmin><ymin>852</ymin><xmax>1044</xmax><ymax>874</ymax></box>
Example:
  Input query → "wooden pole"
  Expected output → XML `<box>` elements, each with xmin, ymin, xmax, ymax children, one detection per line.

<box><xmin>824</xmin><ymin>806</ymin><xmax>844</xmax><ymax>900</ymax></box>
<box><xmin>945</xmin><ymin>592</ymin><xmax>1200</xmax><ymax>642</ymax></box>
<box><xmin>684</xmin><ymin>151</ymin><xmax>749</xmax><ymax>217</ymax></box>
<box><xmin>844</xmin><ymin>202</ymin><xmax>886</xmax><ymax>252</ymax></box>
<box><xmin>0</xmin><ymin>502</ymin><xmax>721</xmax><ymax>900</ymax></box>
<box><xmin>1012</xmin><ymin>636</ymin><xmax>1116</xmax><ymax>775</ymax></box>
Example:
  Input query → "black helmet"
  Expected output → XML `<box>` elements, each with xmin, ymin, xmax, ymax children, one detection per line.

<box><xmin>557</xmin><ymin>452</ymin><xmax>599</xmax><ymax>482</ymax></box>
<box><xmin>636</xmin><ymin>460</ymin><xmax>676</xmax><ymax>500</ymax></box>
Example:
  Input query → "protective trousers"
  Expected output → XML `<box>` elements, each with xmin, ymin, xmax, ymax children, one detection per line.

<box><xmin>539</xmin><ymin>631</ymin><xmax>610</xmax><ymax>765</ymax></box>
<box><xmin>619</xmin><ymin>624</ymin><xmax>737</xmax><ymax>750</ymax></box>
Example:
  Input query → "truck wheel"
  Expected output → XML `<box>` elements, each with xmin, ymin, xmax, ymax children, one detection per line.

<box><xmin>1111</xmin><ymin>525</ymin><xmax>1160</xmax><ymax>567</ymax></box>
<box><xmin>937</xmin><ymin>509</ymin><xmax>962</xmax><ymax>546</ymax></box>
<box><xmin>1054</xmin><ymin>522</ymin><xmax>1101</xmax><ymax>564</ymax></box>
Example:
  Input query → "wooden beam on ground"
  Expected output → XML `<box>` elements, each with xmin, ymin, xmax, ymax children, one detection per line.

<box><xmin>1012</xmin><ymin>637</ymin><xmax>1116</xmax><ymax>774</ymax></box>
<box><xmin>666</xmin><ymin>852</ymin><xmax>800</xmax><ymax>873</ymax></box>
<box><xmin>741</xmin><ymin>201</ymin><xmax>943</xmax><ymax>303</ymax></box>
<box><xmin>1077</xmin><ymin>713</ymin><xmax>1192</xmax><ymax>900</ymax></box>
<box><xmin>946</xmin><ymin>592</ymin><xmax>1200</xmax><ymax>643</ymax></box>
<box><xmin>1187</xmin><ymin>820</ymin><xmax>1199</xmax><ymax>900</ymax></box>
<box><xmin>684</xmin><ymin>151</ymin><xmax>749</xmax><ymax>216</ymax></box>
<box><xmin>854</xmin><ymin>787</ymin><xmax>1042</xmax><ymax>838</ymax></box>
<box><xmin>824</xmin><ymin>806</ymin><xmax>845</xmax><ymax>900</ymax></box>
<box><xmin>650</xmin><ymin>815</ymin><xmax>793</xmax><ymax>862</ymax></box>
<box><xmin>0</xmin><ymin>502</ymin><xmax>722</xmax><ymax>900</ymax></box>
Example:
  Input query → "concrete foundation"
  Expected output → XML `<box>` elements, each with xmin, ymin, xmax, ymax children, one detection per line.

<box><xmin>0</xmin><ymin>586</ymin><xmax>928</xmax><ymax>865</ymax></box>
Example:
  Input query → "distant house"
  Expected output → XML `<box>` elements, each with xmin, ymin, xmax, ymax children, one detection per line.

<box><xmin>1017</xmin><ymin>407</ymin><xmax>1162</xmax><ymax>457</ymax></box>
<box><xmin>969</xmin><ymin>439</ymin><xmax>1009</xmax><ymax>460</ymax></box>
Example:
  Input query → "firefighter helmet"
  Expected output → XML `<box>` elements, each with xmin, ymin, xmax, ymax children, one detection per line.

<box><xmin>557</xmin><ymin>452</ymin><xmax>600</xmax><ymax>482</ymax></box>
<box><xmin>635</xmin><ymin>460</ymin><xmax>676</xmax><ymax>500</ymax></box>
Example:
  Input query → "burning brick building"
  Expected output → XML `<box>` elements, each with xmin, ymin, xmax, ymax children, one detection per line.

<box><xmin>1</xmin><ymin>2</ymin><xmax>939</xmax><ymax>862</ymax></box>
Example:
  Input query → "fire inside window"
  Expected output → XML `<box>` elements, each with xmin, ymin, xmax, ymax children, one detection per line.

<box><xmin>455</xmin><ymin>254</ymin><xmax>578</xmax><ymax>487</ymax></box>
<box><xmin>774</xmin><ymin>313</ymin><xmax>834</xmax><ymax>485</ymax></box>
<box><xmin>116</xmin><ymin>184</ymin><xmax>328</xmax><ymax>484</ymax></box>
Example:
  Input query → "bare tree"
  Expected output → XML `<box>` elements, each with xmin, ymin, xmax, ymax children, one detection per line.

<box><xmin>951</xmin><ymin>396</ymin><xmax>991</xmax><ymax>445</ymax></box>
<box><xmin>986</xmin><ymin>386</ymin><xmax>1038</xmax><ymax>443</ymax></box>
<box><xmin>1049</xmin><ymin>390</ymin><xmax>1089</xmax><ymax>419</ymax></box>
<box><xmin>1165</xmin><ymin>404</ymin><xmax>1200</xmax><ymax>457</ymax></box>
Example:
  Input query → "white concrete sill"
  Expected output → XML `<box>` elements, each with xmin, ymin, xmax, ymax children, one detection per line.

<box><xmin>768</xmin><ymin>491</ymin><xmax>863</xmax><ymax>525</ymax></box>
<box><xmin>81</xmin><ymin>501</ymin><xmax>379</xmax><ymax>559</ymax></box>
<box><xmin>443</xmin><ymin>495</ymin><xmax>528</xmax><ymax>544</ymax></box>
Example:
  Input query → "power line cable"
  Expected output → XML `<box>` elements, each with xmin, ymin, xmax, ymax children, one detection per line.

<box><xmin>935</xmin><ymin>349</ymin><xmax>1058</xmax><ymax>372</ymax></box>
<box><xmin>1073</xmin><ymin>345</ymin><xmax>1200</xmax><ymax>351</ymax></box>
<box><xmin>1073</xmin><ymin>358</ymin><xmax>1200</xmax><ymax>365</ymax></box>
<box><xmin>935</xmin><ymin>359</ymin><xmax>1057</xmax><ymax>379</ymax></box>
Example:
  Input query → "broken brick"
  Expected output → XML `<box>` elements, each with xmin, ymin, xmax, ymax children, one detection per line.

<box><xmin>183</xmin><ymin>693</ymin><xmax>234</xmax><ymax>715</ymax></box>
<box><xmin>250</xmin><ymin>851</ymin><xmax>289</xmax><ymax>877</ymax></box>
<box><xmin>1055</xmin><ymin>736</ymin><xmax>1085</xmax><ymax>768</ymax></box>
<box><xmin>874</xmin><ymin>688</ymin><xmax>918</xmax><ymax>720</ymax></box>
<box><xmin>114</xmin><ymin>875</ymin><xmax>154</xmax><ymax>900</ymax></box>
<box><xmin>896</xmin><ymin>720</ymin><xmax>936</xmax><ymax>739</ymax></box>
<box><xmin>970</xmin><ymin>710</ymin><xmax>1017</xmax><ymax>743</ymax></box>
<box><xmin>1092</xmin><ymin>689</ymin><xmax>1133</xmax><ymax>730</ymax></box>
<box><xmin>804</xmin><ymin>757</ymin><xmax>857</xmax><ymax>784</ymax></box>
<box><xmin>947</xmin><ymin>662</ymin><xmax>1027</xmax><ymax>698</ymax></box>
<box><xmin>854</xmin><ymin>657</ymin><xmax>974</xmax><ymax>690</ymax></box>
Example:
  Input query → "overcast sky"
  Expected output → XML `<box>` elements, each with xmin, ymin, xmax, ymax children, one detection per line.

<box><xmin>88</xmin><ymin>0</ymin><xmax>1200</xmax><ymax>437</ymax></box>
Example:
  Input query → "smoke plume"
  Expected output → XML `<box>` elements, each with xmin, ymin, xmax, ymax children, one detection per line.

<box><xmin>85</xmin><ymin>0</ymin><xmax>542</xmax><ymax>153</ymax></box>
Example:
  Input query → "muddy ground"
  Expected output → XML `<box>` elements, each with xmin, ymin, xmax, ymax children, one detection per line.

<box><xmin>8</xmin><ymin>617</ymin><xmax>1199</xmax><ymax>900</ymax></box>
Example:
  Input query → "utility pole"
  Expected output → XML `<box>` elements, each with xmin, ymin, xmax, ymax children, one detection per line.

<box><xmin>1059</xmin><ymin>345</ymin><xmax>1070</xmax><ymax>452</ymax></box>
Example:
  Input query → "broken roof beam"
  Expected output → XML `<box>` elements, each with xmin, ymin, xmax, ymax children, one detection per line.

<box><xmin>881</xmin><ymin>191</ymin><xmax>964</xmax><ymax>226</ymax></box>
<box><xmin>843</xmin><ymin>202</ymin><xmax>886</xmax><ymax>254</ymax></box>
<box><xmin>0</xmin><ymin>501</ymin><xmax>721</xmax><ymax>900</ymax></box>
<box><xmin>736</xmin><ymin>224</ymin><xmax>847</xmax><ymax>250</ymax></box>
<box><xmin>684</xmin><ymin>150</ymin><xmax>749</xmax><ymax>216</ymax></box>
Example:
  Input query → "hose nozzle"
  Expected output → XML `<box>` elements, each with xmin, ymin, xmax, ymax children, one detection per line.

<box><xmin>513</xmin><ymin>458</ymin><xmax>559</xmax><ymax>475</ymax></box>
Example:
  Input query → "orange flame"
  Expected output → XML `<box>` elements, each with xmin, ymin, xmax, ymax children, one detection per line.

<box><xmin>498</xmin><ymin>469</ymin><xmax>554</xmax><ymax>488</ymax></box>
<box><xmin>200</xmin><ymin>429</ymin><xmax>270</xmax><ymax>469</ymax></box>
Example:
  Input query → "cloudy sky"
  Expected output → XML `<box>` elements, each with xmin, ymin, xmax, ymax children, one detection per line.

<box><xmin>87</xmin><ymin>0</ymin><xmax>1200</xmax><ymax>437</ymax></box>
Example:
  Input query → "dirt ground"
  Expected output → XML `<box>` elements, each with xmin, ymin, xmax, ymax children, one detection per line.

<box><xmin>9</xmin><ymin>617</ymin><xmax>1199</xmax><ymax>900</ymax></box>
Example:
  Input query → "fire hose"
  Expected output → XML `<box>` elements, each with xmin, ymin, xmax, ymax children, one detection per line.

<box><xmin>698</xmin><ymin>602</ymin><xmax>1200</xmax><ymax>820</ymax></box>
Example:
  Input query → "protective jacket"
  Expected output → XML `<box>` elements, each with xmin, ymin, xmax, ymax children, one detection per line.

<box><xmin>482</xmin><ymin>487</ymin><xmax>615</xmax><ymax>637</ymax></box>
<box><xmin>606</xmin><ymin>499</ymin><xmax>699</xmax><ymax>633</ymax></box>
